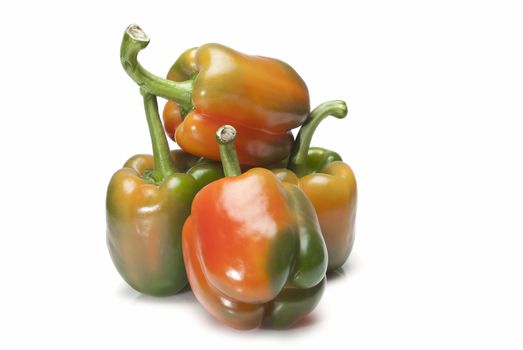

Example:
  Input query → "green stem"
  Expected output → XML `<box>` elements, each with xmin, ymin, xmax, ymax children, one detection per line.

<box><xmin>288</xmin><ymin>100</ymin><xmax>348</xmax><ymax>176</ymax></box>
<box><xmin>120</xmin><ymin>24</ymin><xmax>194</xmax><ymax>109</ymax></box>
<box><xmin>215</xmin><ymin>125</ymin><xmax>241</xmax><ymax>177</ymax></box>
<box><xmin>142</xmin><ymin>90</ymin><xmax>177</xmax><ymax>182</ymax></box>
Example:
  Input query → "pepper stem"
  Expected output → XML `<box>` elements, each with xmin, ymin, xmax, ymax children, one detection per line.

<box><xmin>120</xmin><ymin>24</ymin><xmax>194</xmax><ymax>109</ymax></box>
<box><xmin>142</xmin><ymin>89</ymin><xmax>177</xmax><ymax>182</ymax></box>
<box><xmin>288</xmin><ymin>100</ymin><xmax>348</xmax><ymax>177</ymax></box>
<box><xmin>215</xmin><ymin>125</ymin><xmax>241</xmax><ymax>177</ymax></box>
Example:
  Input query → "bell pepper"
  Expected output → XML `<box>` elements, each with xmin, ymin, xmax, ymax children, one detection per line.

<box><xmin>182</xmin><ymin>125</ymin><xmax>327</xmax><ymax>329</ymax></box>
<box><xmin>120</xmin><ymin>24</ymin><xmax>310</xmax><ymax>166</ymax></box>
<box><xmin>272</xmin><ymin>101</ymin><xmax>357</xmax><ymax>271</ymax></box>
<box><xmin>106</xmin><ymin>86</ymin><xmax>223</xmax><ymax>296</ymax></box>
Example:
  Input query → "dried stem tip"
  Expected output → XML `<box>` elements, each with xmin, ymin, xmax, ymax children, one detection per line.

<box><xmin>126</xmin><ymin>24</ymin><xmax>149</xmax><ymax>42</ymax></box>
<box><xmin>216</xmin><ymin>125</ymin><xmax>237</xmax><ymax>145</ymax></box>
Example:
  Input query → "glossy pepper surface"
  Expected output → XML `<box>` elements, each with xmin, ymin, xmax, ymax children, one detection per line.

<box><xmin>106</xmin><ymin>89</ymin><xmax>223</xmax><ymax>296</ymax></box>
<box><xmin>182</xmin><ymin>125</ymin><xmax>327</xmax><ymax>329</ymax></box>
<box><xmin>273</xmin><ymin>101</ymin><xmax>357</xmax><ymax>271</ymax></box>
<box><xmin>120</xmin><ymin>24</ymin><xmax>309</xmax><ymax>166</ymax></box>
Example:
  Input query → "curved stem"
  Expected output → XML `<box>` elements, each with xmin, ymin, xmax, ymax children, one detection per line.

<box><xmin>215</xmin><ymin>125</ymin><xmax>241</xmax><ymax>177</ymax></box>
<box><xmin>288</xmin><ymin>100</ymin><xmax>348</xmax><ymax>176</ymax></box>
<box><xmin>120</xmin><ymin>24</ymin><xmax>194</xmax><ymax>109</ymax></box>
<box><xmin>142</xmin><ymin>90</ymin><xmax>177</xmax><ymax>182</ymax></box>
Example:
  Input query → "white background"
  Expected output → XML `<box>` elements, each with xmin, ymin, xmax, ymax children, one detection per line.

<box><xmin>1</xmin><ymin>0</ymin><xmax>522</xmax><ymax>349</ymax></box>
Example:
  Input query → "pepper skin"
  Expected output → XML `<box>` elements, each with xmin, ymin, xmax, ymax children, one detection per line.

<box><xmin>162</xmin><ymin>100</ymin><xmax>182</xmax><ymax>141</ymax></box>
<box><xmin>107</xmin><ymin>91</ymin><xmax>223</xmax><ymax>296</ymax></box>
<box><xmin>182</xmin><ymin>126</ymin><xmax>327</xmax><ymax>329</ymax></box>
<box><xmin>120</xmin><ymin>24</ymin><xmax>309</xmax><ymax>166</ymax></box>
<box><xmin>274</xmin><ymin>101</ymin><xmax>357</xmax><ymax>271</ymax></box>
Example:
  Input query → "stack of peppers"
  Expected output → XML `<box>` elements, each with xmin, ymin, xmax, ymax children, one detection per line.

<box><xmin>107</xmin><ymin>24</ymin><xmax>357</xmax><ymax>330</ymax></box>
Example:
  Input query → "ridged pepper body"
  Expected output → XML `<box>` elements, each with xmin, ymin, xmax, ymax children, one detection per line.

<box><xmin>164</xmin><ymin>44</ymin><xmax>310</xmax><ymax>165</ymax></box>
<box><xmin>106</xmin><ymin>150</ymin><xmax>223</xmax><ymax>296</ymax></box>
<box><xmin>182</xmin><ymin>168</ymin><xmax>327</xmax><ymax>329</ymax></box>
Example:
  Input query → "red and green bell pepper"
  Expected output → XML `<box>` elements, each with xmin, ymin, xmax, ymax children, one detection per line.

<box><xmin>274</xmin><ymin>100</ymin><xmax>357</xmax><ymax>271</ymax></box>
<box><xmin>106</xmin><ymin>89</ymin><xmax>222</xmax><ymax>295</ymax></box>
<box><xmin>120</xmin><ymin>24</ymin><xmax>309</xmax><ymax>166</ymax></box>
<box><xmin>182</xmin><ymin>125</ymin><xmax>327</xmax><ymax>329</ymax></box>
